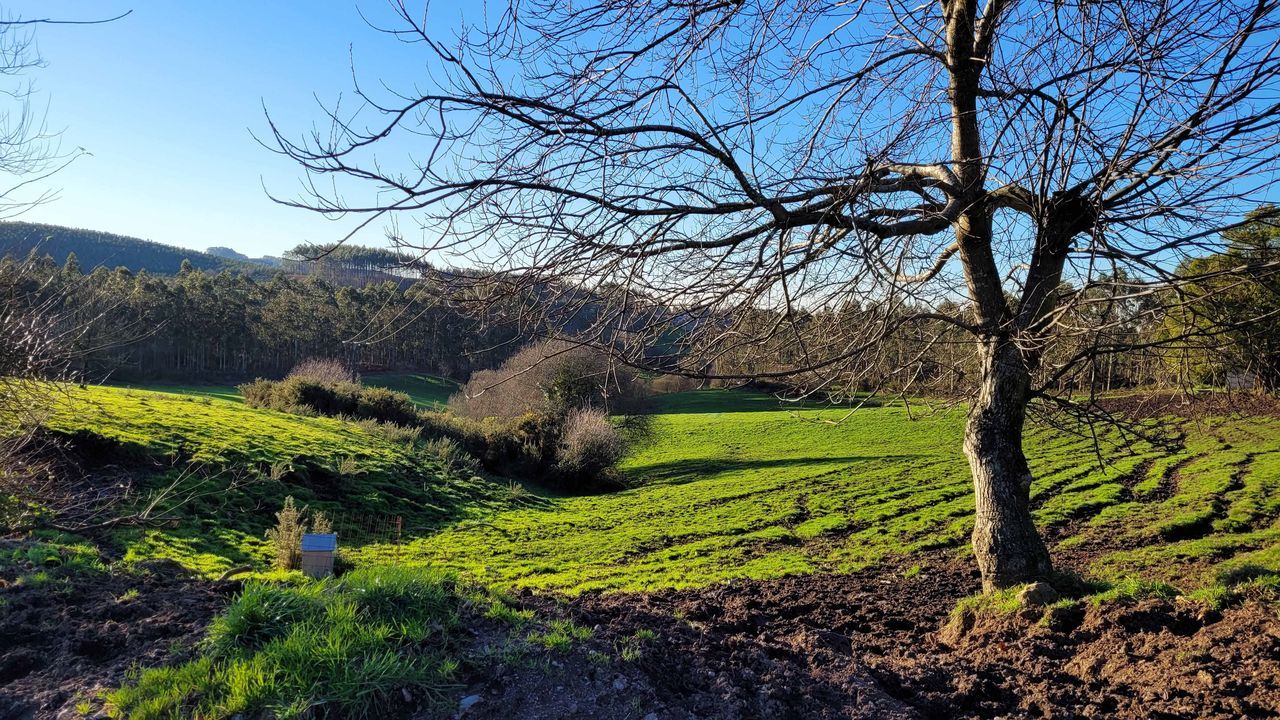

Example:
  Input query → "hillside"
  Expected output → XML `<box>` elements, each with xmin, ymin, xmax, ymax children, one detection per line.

<box><xmin>0</xmin><ymin>221</ymin><xmax>257</xmax><ymax>274</ymax></box>
<box><xmin>37</xmin><ymin>384</ymin><xmax>514</xmax><ymax>576</ymax></box>
<box><xmin>6</xmin><ymin>385</ymin><xmax>1280</xmax><ymax>718</ymax></box>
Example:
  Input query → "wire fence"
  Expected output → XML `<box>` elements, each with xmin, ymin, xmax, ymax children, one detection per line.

<box><xmin>319</xmin><ymin>510</ymin><xmax>409</xmax><ymax>565</ymax></box>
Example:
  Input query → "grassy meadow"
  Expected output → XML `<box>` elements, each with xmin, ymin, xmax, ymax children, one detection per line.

<box><xmin>38</xmin><ymin>384</ymin><xmax>1280</xmax><ymax>599</ymax></box>
<box><xmin>40</xmin><ymin>382</ymin><xmax>506</xmax><ymax>578</ymax></box>
<box><xmin>26</xmin><ymin>382</ymin><xmax>1280</xmax><ymax>718</ymax></box>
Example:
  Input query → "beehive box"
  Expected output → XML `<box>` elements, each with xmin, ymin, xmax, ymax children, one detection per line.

<box><xmin>300</xmin><ymin>533</ymin><xmax>337</xmax><ymax>578</ymax></box>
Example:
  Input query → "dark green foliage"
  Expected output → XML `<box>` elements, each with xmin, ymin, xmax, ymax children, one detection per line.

<box><xmin>0</xmin><ymin>249</ymin><xmax>526</xmax><ymax>383</ymax></box>
<box><xmin>0</xmin><ymin>221</ymin><xmax>249</xmax><ymax>275</ymax></box>
<box><xmin>357</xmin><ymin>386</ymin><xmax>420</xmax><ymax>426</ymax></box>
<box><xmin>1162</xmin><ymin>206</ymin><xmax>1280</xmax><ymax>391</ymax></box>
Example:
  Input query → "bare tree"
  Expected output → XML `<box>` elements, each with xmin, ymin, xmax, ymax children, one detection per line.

<box><xmin>0</xmin><ymin>10</ymin><xmax>131</xmax><ymax>533</ymax></box>
<box><xmin>271</xmin><ymin>0</ymin><xmax>1280</xmax><ymax>591</ymax></box>
<box><xmin>0</xmin><ymin>11</ymin><xmax>129</xmax><ymax>217</ymax></box>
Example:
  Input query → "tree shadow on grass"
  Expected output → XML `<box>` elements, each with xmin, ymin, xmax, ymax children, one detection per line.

<box><xmin>640</xmin><ymin>389</ymin><xmax>886</xmax><ymax>416</ymax></box>
<box><xmin>627</xmin><ymin>454</ymin><xmax>927</xmax><ymax>485</ymax></box>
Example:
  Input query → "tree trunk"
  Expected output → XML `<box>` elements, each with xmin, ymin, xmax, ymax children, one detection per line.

<box><xmin>965</xmin><ymin>338</ymin><xmax>1052</xmax><ymax>592</ymax></box>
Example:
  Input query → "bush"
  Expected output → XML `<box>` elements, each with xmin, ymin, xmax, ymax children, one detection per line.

<box><xmin>424</xmin><ymin>436</ymin><xmax>481</xmax><ymax>476</ymax></box>
<box><xmin>237</xmin><ymin>377</ymin><xmax>276</xmax><ymax>408</ymax></box>
<box><xmin>238</xmin><ymin>376</ymin><xmax>417</xmax><ymax>426</ymax></box>
<box><xmin>651</xmin><ymin>373</ymin><xmax>700</xmax><ymax>394</ymax></box>
<box><xmin>552</xmin><ymin>408</ymin><xmax>627</xmax><ymax>490</ymax></box>
<box><xmin>238</xmin><ymin>363</ymin><xmax>626</xmax><ymax>491</ymax></box>
<box><xmin>265</xmin><ymin>496</ymin><xmax>306</xmax><ymax>571</ymax></box>
<box><xmin>355</xmin><ymin>385</ymin><xmax>419</xmax><ymax>426</ymax></box>
<box><xmin>287</xmin><ymin>357</ymin><xmax>356</xmax><ymax>385</ymax></box>
<box><xmin>450</xmin><ymin>339</ymin><xmax>649</xmax><ymax>419</ymax></box>
<box><xmin>354</xmin><ymin>418</ymin><xmax>422</xmax><ymax>445</ymax></box>
<box><xmin>265</xmin><ymin>496</ymin><xmax>336</xmax><ymax>571</ymax></box>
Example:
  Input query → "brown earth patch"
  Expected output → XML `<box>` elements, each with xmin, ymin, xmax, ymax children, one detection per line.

<box><xmin>3</xmin><ymin>553</ymin><xmax>1277</xmax><ymax>720</ymax></box>
<box><xmin>0</xmin><ymin>559</ymin><xmax>227</xmax><ymax>720</ymax></box>
<box><xmin>453</xmin><ymin>557</ymin><xmax>1280</xmax><ymax>720</ymax></box>
<box><xmin>1094</xmin><ymin>391</ymin><xmax>1280</xmax><ymax>420</ymax></box>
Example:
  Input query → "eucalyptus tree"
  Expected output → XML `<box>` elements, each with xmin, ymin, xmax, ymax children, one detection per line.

<box><xmin>271</xmin><ymin>0</ymin><xmax>1280</xmax><ymax>590</ymax></box>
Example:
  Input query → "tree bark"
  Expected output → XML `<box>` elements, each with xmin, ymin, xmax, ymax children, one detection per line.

<box><xmin>965</xmin><ymin>337</ymin><xmax>1053</xmax><ymax>592</ymax></box>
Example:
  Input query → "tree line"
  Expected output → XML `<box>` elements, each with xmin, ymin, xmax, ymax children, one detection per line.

<box><xmin>5</xmin><ymin>208</ymin><xmax>1278</xmax><ymax>396</ymax></box>
<box><xmin>0</xmin><ymin>251</ymin><xmax>527</xmax><ymax>382</ymax></box>
<box><xmin>0</xmin><ymin>221</ymin><xmax>253</xmax><ymax>276</ymax></box>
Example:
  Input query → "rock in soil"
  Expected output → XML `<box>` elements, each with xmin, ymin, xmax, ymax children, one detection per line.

<box><xmin>1017</xmin><ymin>581</ymin><xmax>1059</xmax><ymax>607</ymax></box>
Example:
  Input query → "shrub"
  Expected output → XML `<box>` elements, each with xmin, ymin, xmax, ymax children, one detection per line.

<box><xmin>652</xmin><ymin>373</ymin><xmax>700</xmax><ymax>394</ymax></box>
<box><xmin>272</xmin><ymin>376</ymin><xmax>362</xmax><ymax>416</ymax></box>
<box><xmin>265</xmin><ymin>496</ymin><xmax>337</xmax><ymax>571</ymax></box>
<box><xmin>287</xmin><ymin>357</ymin><xmax>356</xmax><ymax>385</ymax></box>
<box><xmin>450</xmin><ymin>339</ymin><xmax>648</xmax><ymax>419</ymax></box>
<box><xmin>237</xmin><ymin>377</ymin><xmax>276</xmax><ymax>408</ymax></box>
<box><xmin>424</xmin><ymin>436</ymin><xmax>481</xmax><ymax>476</ymax></box>
<box><xmin>266</xmin><ymin>496</ymin><xmax>306</xmax><ymax>571</ymax></box>
<box><xmin>553</xmin><ymin>408</ymin><xmax>627</xmax><ymax>490</ymax></box>
<box><xmin>354</xmin><ymin>418</ymin><xmax>422</xmax><ymax>445</ymax></box>
<box><xmin>239</xmin><ymin>376</ymin><xmax>416</xmax><ymax>426</ymax></box>
<box><xmin>354</xmin><ymin>385</ymin><xmax>419</xmax><ymax>426</ymax></box>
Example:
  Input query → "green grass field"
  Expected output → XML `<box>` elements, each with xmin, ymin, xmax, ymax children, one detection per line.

<box><xmin>363</xmin><ymin>390</ymin><xmax>1280</xmax><ymax>596</ymax></box>
<box><xmin>31</xmin><ymin>383</ymin><xmax>1280</xmax><ymax>719</ymax></box>
<box><xmin>38</xmin><ymin>385</ymin><xmax>1280</xmax><ymax>599</ymax></box>
<box><xmin>41</xmin><ymin>385</ymin><xmax>508</xmax><ymax>577</ymax></box>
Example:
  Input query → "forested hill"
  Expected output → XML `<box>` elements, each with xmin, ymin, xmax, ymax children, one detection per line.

<box><xmin>0</xmin><ymin>221</ymin><xmax>253</xmax><ymax>275</ymax></box>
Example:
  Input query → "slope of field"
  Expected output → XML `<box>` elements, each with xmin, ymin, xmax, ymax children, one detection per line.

<box><xmin>15</xmin><ymin>385</ymin><xmax>1280</xmax><ymax>719</ymax></box>
<box><xmin>362</xmin><ymin>372</ymin><xmax>459</xmax><ymax>410</ymax></box>
<box><xmin>387</xmin><ymin>390</ymin><xmax>1280</xmax><ymax>598</ymax></box>
<box><xmin>39</xmin><ymin>385</ymin><xmax>511</xmax><ymax>576</ymax></box>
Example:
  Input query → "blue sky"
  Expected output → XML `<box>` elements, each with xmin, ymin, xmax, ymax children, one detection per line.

<box><xmin>2</xmin><ymin>1</ymin><xmax>460</xmax><ymax>257</ymax></box>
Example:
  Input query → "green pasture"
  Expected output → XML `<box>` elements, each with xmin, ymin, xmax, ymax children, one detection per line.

<box><xmin>36</xmin><ymin>385</ymin><xmax>1280</xmax><ymax>598</ymax></box>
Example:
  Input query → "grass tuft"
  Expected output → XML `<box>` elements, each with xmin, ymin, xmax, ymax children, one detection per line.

<box><xmin>107</xmin><ymin>567</ymin><xmax>463</xmax><ymax>719</ymax></box>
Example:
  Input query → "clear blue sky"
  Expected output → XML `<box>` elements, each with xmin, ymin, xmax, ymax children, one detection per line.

<box><xmin>2</xmin><ymin>1</ymin><xmax>461</xmax><ymax>257</ymax></box>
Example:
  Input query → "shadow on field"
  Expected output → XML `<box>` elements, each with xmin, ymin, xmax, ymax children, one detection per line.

<box><xmin>640</xmin><ymin>389</ymin><xmax>885</xmax><ymax>416</ymax></box>
<box><xmin>629</xmin><ymin>454</ymin><xmax>925</xmax><ymax>484</ymax></box>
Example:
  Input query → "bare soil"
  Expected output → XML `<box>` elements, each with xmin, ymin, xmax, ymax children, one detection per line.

<box><xmin>450</xmin><ymin>558</ymin><xmax>1280</xmax><ymax>720</ymax></box>
<box><xmin>0</xmin><ymin>559</ymin><xmax>226</xmax><ymax>720</ymax></box>
<box><xmin>4</xmin><ymin>555</ymin><xmax>1279</xmax><ymax>719</ymax></box>
<box><xmin>1095</xmin><ymin>390</ymin><xmax>1280</xmax><ymax>420</ymax></box>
